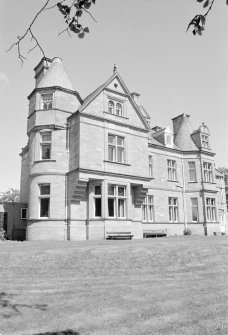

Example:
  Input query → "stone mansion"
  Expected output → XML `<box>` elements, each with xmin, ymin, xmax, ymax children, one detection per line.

<box><xmin>18</xmin><ymin>57</ymin><xmax>227</xmax><ymax>240</ymax></box>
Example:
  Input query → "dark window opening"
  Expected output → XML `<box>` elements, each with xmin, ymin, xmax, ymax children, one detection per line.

<box><xmin>40</xmin><ymin>198</ymin><xmax>50</xmax><ymax>217</ymax></box>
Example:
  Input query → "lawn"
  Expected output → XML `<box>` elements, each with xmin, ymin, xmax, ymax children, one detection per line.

<box><xmin>0</xmin><ymin>236</ymin><xmax>227</xmax><ymax>335</ymax></box>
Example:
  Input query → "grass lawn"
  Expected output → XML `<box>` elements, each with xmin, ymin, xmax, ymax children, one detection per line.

<box><xmin>0</xmin><ymin>236</ymin><xmax>227</xmax><ymax>335</ymax></box>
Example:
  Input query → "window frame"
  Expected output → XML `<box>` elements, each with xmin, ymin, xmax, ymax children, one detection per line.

<box><xmin>116</xmin><ymin>103</ymin><xmax>123</xmax><ymax>117</ymax></box>
<box><xmin>142</xmin><ymin>195</ymin><xmax>154</xmax><ymax>223</ymax></box>
<box><xmin>94</xmin><ymin>184</ymin><xmax>102</xmax><ymax>218</ymax></box>
<box><xmin>201</xmin><ymin>134</ymin><xmax>209</xmax><ymax>149</ymax></box>
<box><xmin>188</xmin><ymin>161</ymin><xmax>197</xmax><ymax>182</ymax></box>
<box><xmin>203</xmin><ymin>162</ymin><xmax>213</xmax><ymax>183</ymax></box>
<box><xmin>167</xmin><ymin>159</ymin><xmax>177</xmax><ymax>181</ymax></box>
<box><xmin>191</xmin><ymin>198</ymin><xmax>199</xmax><ymax>222</ymax></box>
<box><xmin>39</xmin><ymin>184</ymin><xmax>50</xmax><ymax>218</ymax></box>
<box><xmin>107</xmin><ymin>99</ymin><xmax>123</xmax><ymax>117</ymax></box>
<box><xmin>41</xmin><ymin>93</ymin><xmax>53</xmax><ymax>110</ymax></box>
<box><xmin>108</xmin><ymin>100</ymin><xmax>114</xmax><ymax>114</ymax></box>
<box><xmin>21</xmin><ymin>208</ymin><xmax>28</xmax><ymax>220</ymax></box>
<box><xmin>168</xmin><ymin>197</ymin><xmax>179</xmax><ymax>222</ymax></box>
<box><xmin>206</xmin><ymin>197</ymin><xmax>216</xmax><ymax>222</ymax></box>
<box><xmin>108</xmin><ymin>134</ymin><xmax>125</xmax><ymax>164</ymax></box>
<box><xmin>107</xmin><ymin>184</ymin><xmax>127</xmax><ymax>219</ymax></box>
<box><xmin>40</xmin><ymin>131</ymin><xmax>52</xmax><ymax>160</ymax></box>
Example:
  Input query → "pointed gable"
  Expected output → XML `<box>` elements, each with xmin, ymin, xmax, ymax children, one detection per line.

<box><xmin>172</xmin><ymin>114</ymin><xmax>198</xmax><ymax>151</ymax></box>
<box><xmin>37</xmin><ymin>57</ymin><xmax>75</xmax><ymax>91</ymax></box>
<box><xmin>79</xmin><ymin>69</ymin><xmax>150</xmax><ymax>130</ymax></box>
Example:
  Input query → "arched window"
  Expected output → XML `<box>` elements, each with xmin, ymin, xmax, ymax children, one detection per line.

<box><xmin>108</xmin><ymin>100</ymin><xmax>114</xmax><ymax>114</ymax></box>
<box><xmin>116</xmin><ymin>103</ymin><xmax>122</xmax><ymax>116</ymax></box>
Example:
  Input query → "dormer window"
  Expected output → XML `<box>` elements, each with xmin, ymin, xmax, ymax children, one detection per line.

<box><xmin>116</xmin><ymin>103</ymin><xmax>122</xmax><ymax>116</ymax></box>
<box><xmin>41</xmin><ymin>93</ymin><xmax>53</xmax><ymax>110</ymax></box>
<box><xmin>108</xmin><ymin>100</ymin><xmax>114</xmax><ymax>114</ymax></box>
<box><xmin>202</xmin><ymin>135</ymin><xmax>209</xmax><ymax>149</ymax></box>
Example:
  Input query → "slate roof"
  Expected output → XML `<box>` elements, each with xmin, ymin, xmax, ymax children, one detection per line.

<box><xmin>37</xmin><ymin>57</ymin><xmax>75</xmax><ymax>91</ymax></box>
<box><xmin>173</xmin><ymin>114</ymin><xmax>198</xmax><ymax>151</ymax></box>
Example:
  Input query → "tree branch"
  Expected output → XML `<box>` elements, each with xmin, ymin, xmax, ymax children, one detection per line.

<box><xmin>7</xmin><ymin>0</ymin><xmax>51</xmax><ymax>65</ymax></box>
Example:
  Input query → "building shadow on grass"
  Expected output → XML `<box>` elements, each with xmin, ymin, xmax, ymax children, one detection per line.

<box><xmin>0</xmin><ymin>292</ymin><xmax>48</xmax><ymax>318</ymax></box>
<box><xmin>33</xmin><ymin>331</ymin><xmax>80</xmax><ymax>335</ymax></box>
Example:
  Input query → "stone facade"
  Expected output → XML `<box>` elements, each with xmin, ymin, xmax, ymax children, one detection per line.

<box><xmin>19</xmin><ymin>57</ymin><xmax>227</xmax><ymax>241</ymax></box>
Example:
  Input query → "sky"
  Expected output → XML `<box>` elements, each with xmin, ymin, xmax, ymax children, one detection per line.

<box><xmin>0</xmin><ymin>0</ymin><xmax>228</xmax><ymax>191</ymax></box>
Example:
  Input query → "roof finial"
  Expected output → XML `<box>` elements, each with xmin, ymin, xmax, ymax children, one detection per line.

<box><xmin>113</xmin><ymin>64</ymin><xmax>117</xmax><ymax>73</ymax></box>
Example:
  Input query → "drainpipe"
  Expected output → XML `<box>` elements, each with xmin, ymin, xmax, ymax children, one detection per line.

<box><xmin>65</xmin><ymin>122</ymin><xmax>70</xmax><ymax>241</ymax></box>
<box><xmin>181</xmin><ymin>155</ymin><xmax>187</xmax><ymax>231</ymax></box>
<box><xmin>199</xmin><ymin>154</ymin><xmax>207</xmax><ymax>235</ymax></box>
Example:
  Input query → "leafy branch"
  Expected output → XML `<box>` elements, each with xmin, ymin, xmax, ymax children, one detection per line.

<box><xmin>187</xmin><ymin>0</ymin><xmax>227</xmax><ymax>35</ymax></box>
<box><xmin>7</xmin><ymin>0</ymin><xmax>96</xmax><ymax>65</ymax></box>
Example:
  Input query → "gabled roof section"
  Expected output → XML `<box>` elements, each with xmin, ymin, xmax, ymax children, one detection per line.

<box><xmin>37</xmin><ymin>57</ymin><xmax>75</xmax><ymax>91</ymax></box>
<box><xmin>78</xmin><ymin>70</ymin><xmax>150</xmax><ymax>130</ymax></box>
<box><xmin>173</xmin><ymin>114</ymin><xmax>198</xmax><ymax>151</ymax></box>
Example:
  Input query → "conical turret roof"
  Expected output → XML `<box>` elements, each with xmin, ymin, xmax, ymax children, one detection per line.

<box><xmin>174</xmin><ymin>114</ymin><xmax>198</xmax><ymax>151</ymax></box>
<box><xmin>37</xmin><ymin>57</ymin><xmax>75</xmax><ymax>91</ymax></box>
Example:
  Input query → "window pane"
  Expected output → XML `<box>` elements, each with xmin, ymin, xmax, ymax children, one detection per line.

<box><xmin>40</xmin><ymin>185</ymin><xmax>50</xmax><ymax>195</ymax></box>
<box><xmin>148</xmin><ymin>196</ymin><xmax>153</xmax><ymax>204</ymax></box>
<box><xmin>41</xmin><ymin>144</ymin><xmax>51</xmax><ymax>159</ymax></box>
<box><xmin>108</xmin><ymin>135</ymin><xmax>115</xmax><ymax>144</ymax></box>
<box><xmin>117</xmin><ymin>137</ymin><xmax>124</xmax><ymax>146</ymax></box>
<box><xmin>188</xmin><ymin>162</ymin><xmax>195</xmax><ymax>169</ymax></box>
<box><xmin>108</xmin><ymin>101</ymin><xmax>114</xmax><ymax>114</ymax></box>
<box><xmin>42</xmin><ymin>94</ymin><xmax>53</xmax><ymax>110</ymax></box>
<box><xmin>42</xmin><ymin>133</ymin><xmax>51</xmax><ymax>142</ymax></box>
<box><xmin>117</xmin><ymin>148</ymin><xmax>124</xmax><ymax>163</ymax></box>
<box><xmin>108</xmin><ymin>198</ymin><xmax>115</xmax><ymax>217</ymax></box>
<box><xmin>169</xmin><ymin>207</ymin><xmax>173</xmax><ymax>221</ymax></box>
<box><xmin>95</xmin><ymin>198</ymin><xmax>101</xmax><ymax>217</ymax></box>
<box><xmin>118</xmin><ymin>186</ymin><xmax>125</xmax><ymax>196</ymax></box>
<box><xmin>118</xmin><ymin>199</ymin><xmax>125</xmax><ymax>217</ymax></box>
<box><xmin>142</xmin><ymin>205</ymin><xmax>147</xmax><ymax>221</ymax></box>
<box><xmin>192</xmin><ymin>207</ymin><xmax>198</xmax><ymax>222</ymax></box>
<box><xmin>189</xmin><ymin>169</ymin><xmax>196</xmax><ymax>182</ymax></box>
<box><xmin>108</xmin><ymin>185</ymin><xmax>115</xmax><ymax>195</ymax></box>
<box><xmin>95</xmin><ymin>185</ymin><xmax>101</xmax><ymax>195</ymax></box>
<box><xmin>174</xmin><ymin>207</ymin><xmax>178</xmax><ymax>222</ymax></box>
<box><xmin>108</xmin><ymin>146</ymin><xmax>115</xmax><ymax>161</ymax></box>
<box><xmin>148</xmin><ymin>205</ymin><xmax>154</xmax><ymax>221</ymax></box>
<box><xmin>40</xmin><ymin>198</ymin><xmax>49</xmax><ymax>217</ymax></box>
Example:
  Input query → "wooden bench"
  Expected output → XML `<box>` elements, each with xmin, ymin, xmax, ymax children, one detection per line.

<box><xmin>106</xmin><ymin>232</ymin><xmax>134</xmax><ymax>240</ymax></box>
<box><xmin>143</xmin><ymin>229</ymin><xmax>167</xmax><ymax>238</ymax></box>
<box><xmin>213</xmin><ymin>232</ymin><xmax>226</xmax><ymax>236</ymax></box>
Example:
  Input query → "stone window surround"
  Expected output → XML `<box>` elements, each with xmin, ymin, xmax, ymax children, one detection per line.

<box><xmin>38</xmin><ymin>183</ymin><xmax>51</xmax><ymax>219</ymax></box>
<box><xmin>142</xmin><ymin>195</ymin><xmax>154</xmax><ymax>223</ymax></box>
<box><xmin>167</xmin><ymin>159</ymin><xmax>177</xmax><ymax>181</ymax></box>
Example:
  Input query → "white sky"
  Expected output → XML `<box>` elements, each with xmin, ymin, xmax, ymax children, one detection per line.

<box><xmin>0</xmin><ymin>0</ymin><xmax>228</xmax><ymax>191</ymax></box>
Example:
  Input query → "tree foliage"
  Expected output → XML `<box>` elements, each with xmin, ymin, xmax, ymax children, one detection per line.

<box><xmin>187</xmin><ymin>0</ymin><xmax>228</xmax><ymax>35</ymax></box>
<box><xmin>0</xmin><ymin>188</ymin><xmax>20</xmax><ymax>203</ymax></box>
<box><xmin>7</xmin><ymin>0</ymin><xmax>228</xmax><ymax>65</ymax></box>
